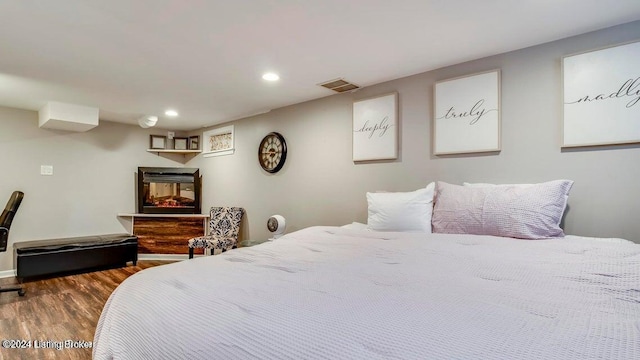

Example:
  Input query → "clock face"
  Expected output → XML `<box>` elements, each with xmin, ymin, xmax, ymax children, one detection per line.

<box><xmin>267</xmin><ymin>217</ymin><xmax>279</xmax><ymax>232</ymax></box>
<box><xmin>259</xmin><ymin>132</ymin><xmax>287</xmax><ymax>173</ymax></box>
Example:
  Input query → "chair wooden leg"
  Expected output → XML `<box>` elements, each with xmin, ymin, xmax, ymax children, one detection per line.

<box><xmin>188</xmin><ymin>248</ymin><xmax>194</xmax><ymax>259</ymax></box>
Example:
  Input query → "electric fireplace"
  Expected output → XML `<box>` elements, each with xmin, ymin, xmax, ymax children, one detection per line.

<box><xmin>137</xmin><ymin>167</ymin><xmax>201</xmax><ymax>214</ymax></box>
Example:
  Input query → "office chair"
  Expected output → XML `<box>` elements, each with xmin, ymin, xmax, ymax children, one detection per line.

<box><xmin>0</xmin><ymin>191</ymin><xmax>25</xmax><ymax>296</ymax></box>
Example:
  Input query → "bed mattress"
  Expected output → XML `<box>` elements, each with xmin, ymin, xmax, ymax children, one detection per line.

<box><xmin>94</xmin><ymin>226</ymin><xmax>640</xmax><ymax>359</ymax></box>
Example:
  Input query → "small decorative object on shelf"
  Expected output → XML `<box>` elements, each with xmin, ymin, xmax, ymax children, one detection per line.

<box><xmin>174</xmin><ymin>137</ymin><xmax>188</xmax><ymax>150</ymax></box>
<box><xmin>189</xmin><ymin>136</ymin><xmax>200</xmax><ymax>150</ymax></box>
<box><xmin>150</xmin><ymin>135</ymin><xmax>167</xmax><ymax>149</ymax></box>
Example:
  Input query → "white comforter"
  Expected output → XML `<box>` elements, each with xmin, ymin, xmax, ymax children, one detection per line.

<box><xmin>94</xmin><ymin>227</ymin><xmax>640</xmax><ymax>359</ymax></box>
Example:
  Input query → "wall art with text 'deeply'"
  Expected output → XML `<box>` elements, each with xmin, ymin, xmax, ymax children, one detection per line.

<box><xmin>352</xmin><ymin>92</ymin><xmax>398</xmax><ymax>162</ymax></box>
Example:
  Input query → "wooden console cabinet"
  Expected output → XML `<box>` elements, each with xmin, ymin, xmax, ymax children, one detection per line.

<box><xmin>118</xmin><ymin>213</ymin><xmax>209</xmax><ymax>254</ymax></box>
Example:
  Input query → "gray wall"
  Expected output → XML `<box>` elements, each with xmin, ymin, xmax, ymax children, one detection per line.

<box><xmin>191</xmin><ymin>21</ymin><xmax>640</xmax><ymax>244</ymax></box>
<box><xmin>0</xmin><ymin>108</ymin><xmax>182</xmax><ymax>271</ymax></box>
<box><xmin>1</xmin><ymin>21</ymin><xmax>638</xmax><ymax>272</ymax></box>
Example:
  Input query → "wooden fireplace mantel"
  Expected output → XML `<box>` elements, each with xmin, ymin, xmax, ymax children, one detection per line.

<box><xmin>118</xmin><ymin>213</ymin><xmax>209</xmax><ymax>255</ymax></box>
<box><xmin>118</xmin><ymin>213</ymin><xmax>210</xmax><ymax>218</ymax></box>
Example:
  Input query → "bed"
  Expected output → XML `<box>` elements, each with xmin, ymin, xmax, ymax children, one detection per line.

<box><xmin>94</xmin><ymin>181</ymin><xmax>640</xmax><ymax>359</ymax></box>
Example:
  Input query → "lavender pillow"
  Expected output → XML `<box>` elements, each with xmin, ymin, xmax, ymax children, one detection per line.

<box><xmin>432</xmin><ymin>180</ymin><xmax>573</xmax><ymax>239</ymax></box>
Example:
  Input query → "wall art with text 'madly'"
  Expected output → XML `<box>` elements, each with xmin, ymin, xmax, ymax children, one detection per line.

<box><xmin>563</xmin><ymin>40</ymin><xmax>640</xmax><ymax>148</ymax></box>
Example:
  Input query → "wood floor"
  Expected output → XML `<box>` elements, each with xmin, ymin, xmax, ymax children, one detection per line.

<box><xmin>0</xmin><ymin>261</ymin><xmax>173</xmax><ymax>360</ymax></box>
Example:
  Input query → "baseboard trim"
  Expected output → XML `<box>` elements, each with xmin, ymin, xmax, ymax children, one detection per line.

<box><xmin>137</xmin><ymin>254</ymin><xmax>196</xmax><ymax>261</ymax></box>
<box><xmin>0</xmin><ymin>255</ymin><xmax>198</xmax><ymax>277</ymax></box>
<box><xmin>0</xmin><ymin>269</ymin><xmax>17</xmax><ymax>279</ymax></box>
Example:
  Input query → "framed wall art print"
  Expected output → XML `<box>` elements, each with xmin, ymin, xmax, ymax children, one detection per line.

<box><xmin>562</xmin><ymin>40</ymin><xmax>640</xmax><ymax>147</ymax></box>
<box><xmin>433</xmin><ymin>70</ymin><xmax>501</xmax><ymax>155</ymax></box>
<box><xmin>149</xmin><ymin>135</ymin><xmax>167</xmax><ymax>150</ymax></box>
<box><xmin>173</xmin><ymin>137</ymin><xmax>188</xmax><ymax>150</ymax></box>
<box><xmin>188</xmin><ymin>136</ymin><xmax>200</xmax><ymax>150</ymax></box>
<box><xmin>352</xmin><ymin>93</ymin><xmax>398</xmax><ymax>162</ymax></box>
<box><xmin>203</xmin><ymin>125</ymin><xmax>234</xmax><ymax>157</ymax></box>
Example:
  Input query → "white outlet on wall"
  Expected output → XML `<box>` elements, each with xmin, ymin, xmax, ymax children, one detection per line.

<box><xmin>40</xmin><ymin>165</ymin><xmax>53</xmax><ymax>176</ymax></box>
<box><xmin>167</xmin><ymin>131</ymin><xmax>175</xmax><ymax>139</ymax></box>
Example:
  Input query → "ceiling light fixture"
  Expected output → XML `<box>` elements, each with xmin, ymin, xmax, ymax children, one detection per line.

<box><xmin>262</xmin><ymin>72</ymin><xmax>280</xmax><ymax>81</ymax></box>
<box><xmin>165</xmin><ymin>109</ymin><xmax>179</xmax><ymax>117</ymax></box>
<box><xmin>138</xmin><ymin>115</ymin><xmax>158</xmax><ymax>128</ymax></box>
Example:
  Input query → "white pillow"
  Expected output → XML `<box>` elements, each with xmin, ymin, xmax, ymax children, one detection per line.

<box><xmin>366</xmin><ymin>182</ymin><xmax>435</xmax><ymax>232</ymax></box>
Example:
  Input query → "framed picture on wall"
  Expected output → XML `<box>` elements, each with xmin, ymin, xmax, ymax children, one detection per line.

<box><xmin>203</xmin><ymin>125</ymin><xmax>234</xmax><ymax>157</ymax></box>
<box><xmin>352</xmin><ymin>92</ymin><xmax>398</xmax><ymax>161</ymax></box>
<box><xmin>562</xmin><ymin>40</ymin><xmax>640</xmax><ymax>147</ymax></box>
<box><xmin>173</xmin><ymin>137</ymin><xmax>188</xmax><ymax>150</ymax></box>
<box><xmin>189</xmin><ymin>136</ymin><xmax>200</xmax><ymax>150</ymax></box>
<box><xmin>433</xmin><ymin>70</ymin><xmax>501</xmax><ymax>155</ymax></box>
<box><xmin>149</xmin><ymin>135</ymin><xmax>167</xmax><ymax>150</ymax></box>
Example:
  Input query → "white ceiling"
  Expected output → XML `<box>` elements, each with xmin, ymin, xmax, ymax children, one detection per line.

<box><xmin>1</xmin><ymin>1</ymin><xmax>639</xmax><ymax>131</ymax></box>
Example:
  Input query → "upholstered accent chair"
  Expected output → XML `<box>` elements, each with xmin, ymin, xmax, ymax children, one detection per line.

<box><xmin>188</xmin><ymin>207</ymin><xmax>245</xmax><ymax>259</ymax></box>
<box><xmin>0</xmin><ymin>191</ymin><xmax>25</xmax><ymax>296</ymax></box>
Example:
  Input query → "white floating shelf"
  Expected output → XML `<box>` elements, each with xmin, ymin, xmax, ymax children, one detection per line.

<box><xmin>147</xmin><ymin>149</ymin><xmax>201</xmax><ymax>155</ymax></box>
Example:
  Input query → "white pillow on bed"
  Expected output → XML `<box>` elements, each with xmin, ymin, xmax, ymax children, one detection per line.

<box><xmin>433</xmin><ymin>180</ymin><xmax>573</xmax><ymax>239</ymax></box>
<box><xmin>367</xmin><ymin>182</ymin><xmax>435</xmax><ymax>233</ymax></box>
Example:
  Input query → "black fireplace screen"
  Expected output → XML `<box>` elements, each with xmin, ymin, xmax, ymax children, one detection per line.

<box><xmin>137</xmin><ymin>167</ymin><xmax>201</xmax><ymax>214</ymax></box>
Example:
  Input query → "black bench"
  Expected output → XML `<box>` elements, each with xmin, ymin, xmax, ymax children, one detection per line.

<box><xmin>14</xmin><ymin>234</ymin><xmax>138</xmax><ymax>281</ymax></box>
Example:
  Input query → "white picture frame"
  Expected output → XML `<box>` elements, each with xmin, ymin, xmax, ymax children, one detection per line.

<box><xmin>562</xmin><ymin>40</ymin><xmax>640</xmax><ymax>148</ymax></box>
<box><xmin>352</xmin><ymin>93</ymin><xmax>398</xmax><ymax>161</ymax></box>
<box><xmin>203</xmin><ymin>125</ymin><xmax>234</xmax><ymax>157</ymax></box>
<box><xmin>433</xmin><ymin>70</ymin><xmax>501</xmax><ymax>155</ymax></box>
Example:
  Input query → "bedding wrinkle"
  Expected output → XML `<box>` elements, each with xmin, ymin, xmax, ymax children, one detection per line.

<box><xmin>304</xmin><ymin>246</ymin><xmax>322</xmax><ymax>252</ymax></box>
<box><xmin>257</xmin><ymin>264</ymin><xmax>299</xmax><ymax>273</ymax></box>
<box><xmin>225</xmin><ymin>256</ymin><xmax>255</xmax><ymax>263</ymax></box>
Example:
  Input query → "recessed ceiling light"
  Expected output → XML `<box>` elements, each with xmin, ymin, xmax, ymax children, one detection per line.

<box><xmin>165</xmin><ymin>109</ymin><xmax>178</xmax><ymax>117</ymax></box>
<box><xmin>262</xmin><ymin>73</ymin><xmax>280</xmax><ymax>81</ymax></box>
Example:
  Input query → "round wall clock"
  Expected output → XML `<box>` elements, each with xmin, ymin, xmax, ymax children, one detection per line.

<box><xmin>258</xmin><ymin>132</ymin><xmax>287</xmax><ymax>173</ymax></box>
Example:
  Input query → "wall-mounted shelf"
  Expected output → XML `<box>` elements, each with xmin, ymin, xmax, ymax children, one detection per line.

<box><xmin>146</xmin><ymin>149</ymin><xmax>201</xmax><ymax>164</ymax></box>
<box><xmin>147</xmin><ymin>149</ymin><xmax>201</xmax><ymax>155</ymax></box>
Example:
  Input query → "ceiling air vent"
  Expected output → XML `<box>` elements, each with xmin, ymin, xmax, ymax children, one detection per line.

<box><xmin>318</xmin><ymin>78</ymin><xmax>360</xmax><ymax>93</ymax></box>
